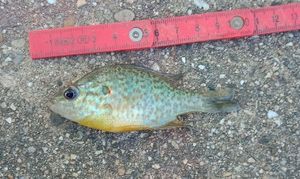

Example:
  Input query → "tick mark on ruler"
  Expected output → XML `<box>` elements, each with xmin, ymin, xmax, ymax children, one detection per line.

<box><xmin>195</xmin><ymin>24</ymin><xmax>200</xmax><ymax>32</ymax></box>
<box><xmin>112</xmin><ymin>34</ymin><xmax>118</xmax><ymax>40</ymax></box>
<box><xmin>154</xmin><ymin>29</ymin><xmax>159</xmax><ymax>37</ymax></box>
<box><xmin>215</xmin><ymin>18</ymin><xmax>220</xmax><ymax>30</ymax></box>
<box><xmin>272</xmin><ymin>14</ymin><xmax>280</xmax><ymax>25</ymax></box>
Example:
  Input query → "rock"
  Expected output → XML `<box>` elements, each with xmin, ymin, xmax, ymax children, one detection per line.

<box><xmin>171</xmin><ymin>141</ymin><xmax>179</xmax><ymax>149</ymax></box>
<box><xmin>13</xmin><ymin>53</ymin><xmax>24</xmax><ymax>64</ymax></box>
<box><xmin>198</xmin><ymin>65</ymin><xmax>205</xmax><ymax>70</ymax></box>
<box><xmin>11</xmin><ymin>38</ymin><xmax>25</xmax><ymax>49</ymax></box>
<box><xmin>248</xmin><ymin>158</ymin><xmax>255</xmax><ymax>163</ymax></box>
<box><xmin>267</xmin><ymin>110</ymin><xmax>278</xmax><ymax>119</ymax></box>
<box><xmin>219</xmin><ymin>74</ymin><xmax>226</xmax><ymax>79</ymax></box>
<box><xmin>118</xmin><ymin>167</ymin><xmax>126</xmax><ymax>176</ymax></box>
<box><xmin>0</xmin><ymin>102</ymin><xmax>7</xmax><ymax>108</ymax></box>
<box><xmin>151</xmin><ymin>63</ymin><xmax>160</xmax><ymax>71</ymax></box>
<box><xmin>223</xmin><ymin>172</ymin><xmax>232</xmax><ymax>177</ymax></box>
<box><xmin>126</xmin><ymin>0</ymin><xmax>136</xmax><ymax>3</ymax></box>
<box><xmin>114</xmin><ymin>9</ymin><xmax>135</xmax><ymax>22</ymax></box>
<box><xmin>42</xmin><ymin>147</ymin><xmax>48</xmax><ymax>153</ymax></box>
<box><xmin>181</xmin><ymin>57</ymin><xmax>186</xmax><ymax>63</ymax></box>
<box><xmin>193</xmin><ymin>0</ymin><xmax>209</xmax><ymax>10</ymax></box>
<box><xmin>47</xmin><ymin>0</ymin><xmax>56</xmax><ymax>4</ymax></box>
<box><xmin>70</xmin><ymin>154</ymin><xmax>77</xmax><ymax>160</ymax></box>
<box><xmin>28</xmin><ymin>146</ymin><xmax>36</xmax><ymax>153</ymax></box>
<box><xmin>240</xmin><ymin>80</ymin><xmax>245</xmax><ymax>85</ymax></box>
<box><xmin>64</xmin><ymin>16</ymin><xmax>76</xmax><ymax>27</ymax></box>
<box><xmin>152</xmin><ymin>164</ymin><xmax>160</xmax><ymax>169</ymax></box>
<box><xmin>77</xmin><ymin>0</ymin><xmax>87</xmax><ymax>7</ymax></box>
<box><xmin>5</xmin><ymin>117</ymin><xmax>12</xmax><ymax>124</ymax></box>
<box><xmin>285</xmin><ymin>42</ymin><xmax>293</xmax><ymax>47</ymax></box>
<box><xmin>95</xmin><ymin>150</ymin><xmax>102</xmax><ymax>155</ymax></box>
<box><xmin>182</xmin><ymin>159</ymin><xmax>188</xmax><ymax>164</ymax></box>
<box><xmin>0</xmin><ymin>74</ymin><xmax>17</xmax><ymax>88</ymax></box>
<box><xmin>10</xmin><ymin>103</ymin><xmax>16</xmax><ymax>111</ymax></box>
<box><xmin>0</xmin><ymin>33</ymin><xmax>3</xmax><ymax>43</ymax></box>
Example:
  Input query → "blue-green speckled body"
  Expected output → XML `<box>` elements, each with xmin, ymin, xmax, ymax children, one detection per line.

<box><xmin>50</xmin><ymin>65</ymin><xmax>238</xmax><ymax>132</ymax></box>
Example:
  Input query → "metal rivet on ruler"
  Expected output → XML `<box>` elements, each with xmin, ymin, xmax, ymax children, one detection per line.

<box><xmin>129</xmin><ymin>27</ymin><xmax>143</xmax><ymax>42</ymax></box>
<box><xmin>230</xmin><ymin>16</ymin><xmax>244</xmax><ymax>30</ymax></box>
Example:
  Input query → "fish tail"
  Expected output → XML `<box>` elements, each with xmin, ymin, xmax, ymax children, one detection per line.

<box><xmin>198</xmin><ymin>88</ymin><xmax>240</xmax><ymax>113</ymax></box>
<box><xmin>202</xmin><ymin>99</ymin><xmax>240</xmax><ymax>113</ymax></box>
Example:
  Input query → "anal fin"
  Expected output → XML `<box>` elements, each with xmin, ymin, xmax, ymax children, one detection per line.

<box><xmin>159</xmin><ymin>119</ymin><xmax>185</xmax><ymax>130</ymax></box>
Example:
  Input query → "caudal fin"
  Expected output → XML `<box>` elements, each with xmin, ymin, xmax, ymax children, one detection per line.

<box><xmin>203</xmin><ymin>100</ymin><xmax>240</xmax><ymax>113</ymax></box>
<box><xmin>200</xmin><ymin>88</ymin><xmax>240</xmax><ymax>113</ymax></box>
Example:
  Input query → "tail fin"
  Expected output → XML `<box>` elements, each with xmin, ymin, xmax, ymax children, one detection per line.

<box><xmin>200</xmin><ymin>88</ymin><xmax>240</xmax><ymax>113</ymax></box>
<box><xmin>202</xmin><ymin>100</ymin><xmax>240</xmax><ymax>113</ymax></box>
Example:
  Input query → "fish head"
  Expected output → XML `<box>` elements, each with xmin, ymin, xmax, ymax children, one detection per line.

<box><xmin>49</xmin><ymin>84</ymin><xmax>88</xmax><ymax>122</ymax></box>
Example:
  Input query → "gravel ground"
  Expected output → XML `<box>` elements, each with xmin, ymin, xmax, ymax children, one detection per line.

<box><xmin>1</xmin><ymin>0</ymin><xmax>300</xmax><ymax>178</ymax></box>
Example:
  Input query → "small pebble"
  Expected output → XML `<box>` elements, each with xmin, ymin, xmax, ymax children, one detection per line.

<box><xmin>193</xmin><ymin>0</ymin><xmax>209</xmax><ymax>10</ymax></box>
<box><xmin>171</xmin><ymin>141</ymin><xmax>179</xmax><ymax>149</ymax></box>
<box><xmin>151</xmin><ymin>63</ymin><xmax>160</xmax><ymax>71</ymax></box>
<box><xmin>285</xmin><ymin>42</ymin><xmax>293</xmax><ymax>47</ymax></box>
<box><xmin>223</xmin><ymin>172</ymin><xmax>232</xmax><ymax>177</ymax></box>
<box><xmin>5</xmin><ymin>117</ymin><xmax>12</xmax><ymax>124</ymax></box>
<box><xmin>126</xmin><ymin>0</ymin><xmax>136</xmax><ymax>3</ymax></box>
<box><xmin>182</xmin><ymin>159</ymin><xmax>188</xmax><ymax>164</ymax></box>
<box><xmin>248</xmin><ymin>158</ymin><xmax>255</xmax><ymax>163</ymax></box>
<box><xmin>240</xmin><ymin>80</ymin><xmax>245</xmax><ymax>85</ymax></box>
<box><xmin>198</xmin><ymin>65</ymin><xmax>205</xmax><ymax>70</ymax></box>
<box><xmin>118</xmin><ymin>167</ymin><xmax>126</xmax><ymax>176</ymax></box>
<box><xmin>95</xmin><ymin>150</ymin><xmax>102</xmax><ymax>155</ymax></box>
<box><xmin>152</xmin><ymin>164</ymin><xmax>160</xmax><ymax>169</ymax></box>
<box><xmin>1</xmin><ymin>102</ymin><xmax>7</xmax><ymax>108</ymax></box>
<box><xmin>181</xmin><ymin>57</ymin><xmax>186</xmax><ymax>63</ymax></box>
<box><xmin>28</xmin><ymin>146</ymin><xmax>36</xmax><ymax>153</ymax></box>
<box><xmin>76</xmin><ymin>0</ymin><xmax>87</xmax><ymax>7</ymax></box>
<box><xmin>11</xmin><ymin>38</ymin><xmax>25</xmax><ymax>48</ymax></box>
<box><xmin>64</xmin><ymin>16</ymin><xmax>76</xmax><ymax>27</ymax></box>
<box><xmin>47</xmin><ymin>0</ymin><xmax>56</xmax><ymax>4</ymax></box>
<box><xmin>70</xmin><ymin>154</ymin><xmax>77</xmax><ymax>160</ymax></box>
<box><xmin>10</xmin><ymin>103</ymin><xmax>16</xmax><ymax>111</ymax></box>
<box><xmin>42</xmin><ymin>147</ymin><xmax>48</xmax><ymax>153</ymax></box>
<box><xmin>267</xmin><ymin>110</ymin><xmax>278</xmax><ymax>119</ymax></box>
<box><xmin>114</xmin><ymin>9</ymin><xmax>135</xmax><ymax>22</ymax></box>
<box><xmin>219</xmin><ymin>74</ymin><xmax>226</xmax><ymax>79</ymax></box>
<box><xmin>0</xmin><ymin>33</ymin><xmax>3</xmax><ymax>43</ymax></box>
<box><xmin>27</xmin><ymin>82</ymin><xmax>33</xmax><ymax>87</ymax></box>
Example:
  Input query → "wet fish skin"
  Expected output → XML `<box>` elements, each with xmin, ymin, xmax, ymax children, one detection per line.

<box><xmin>49</xmin><ymin>65</ymin><xmax>239</xmax><ymax>132</ymax></box>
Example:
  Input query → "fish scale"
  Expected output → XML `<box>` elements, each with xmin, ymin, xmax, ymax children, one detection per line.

<box><xmin>50</xmin><ymin>65</ymin><xmax>239</xmax><ymax>132</ymax></box>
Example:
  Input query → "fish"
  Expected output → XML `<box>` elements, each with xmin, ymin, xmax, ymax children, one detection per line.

<box><xmin>49</xmin><ymin>64</ymin><xmax>239</xmax><ymax>132</ymax></box>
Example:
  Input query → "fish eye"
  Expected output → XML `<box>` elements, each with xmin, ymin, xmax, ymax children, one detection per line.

<box><xmin>64</xmin><ymin>86</ymin><xmax>79</xmax><ymax>100</ymax></box>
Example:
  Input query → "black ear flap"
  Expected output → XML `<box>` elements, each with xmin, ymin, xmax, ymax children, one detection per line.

<box><xmin>102</xmin><ymin>86</ymin><xmax>112</xmax><ymax>95</ymax></box>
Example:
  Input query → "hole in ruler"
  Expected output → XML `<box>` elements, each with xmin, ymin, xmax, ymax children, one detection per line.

<box><xmin>230</xmin><ymin>16</ymin><xmax>244</xmax><ymax>30</ymax></box>
<box><xmin>129</xmin><ymin>27</ymin><xmax>143</xmax><ymax>42</ymax></box>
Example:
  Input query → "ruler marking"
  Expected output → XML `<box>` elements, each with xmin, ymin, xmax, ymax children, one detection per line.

<box><xmin>29</xmin><ymin>3</ymin><xmax>300</xmax><ymax>59</ymax></box>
